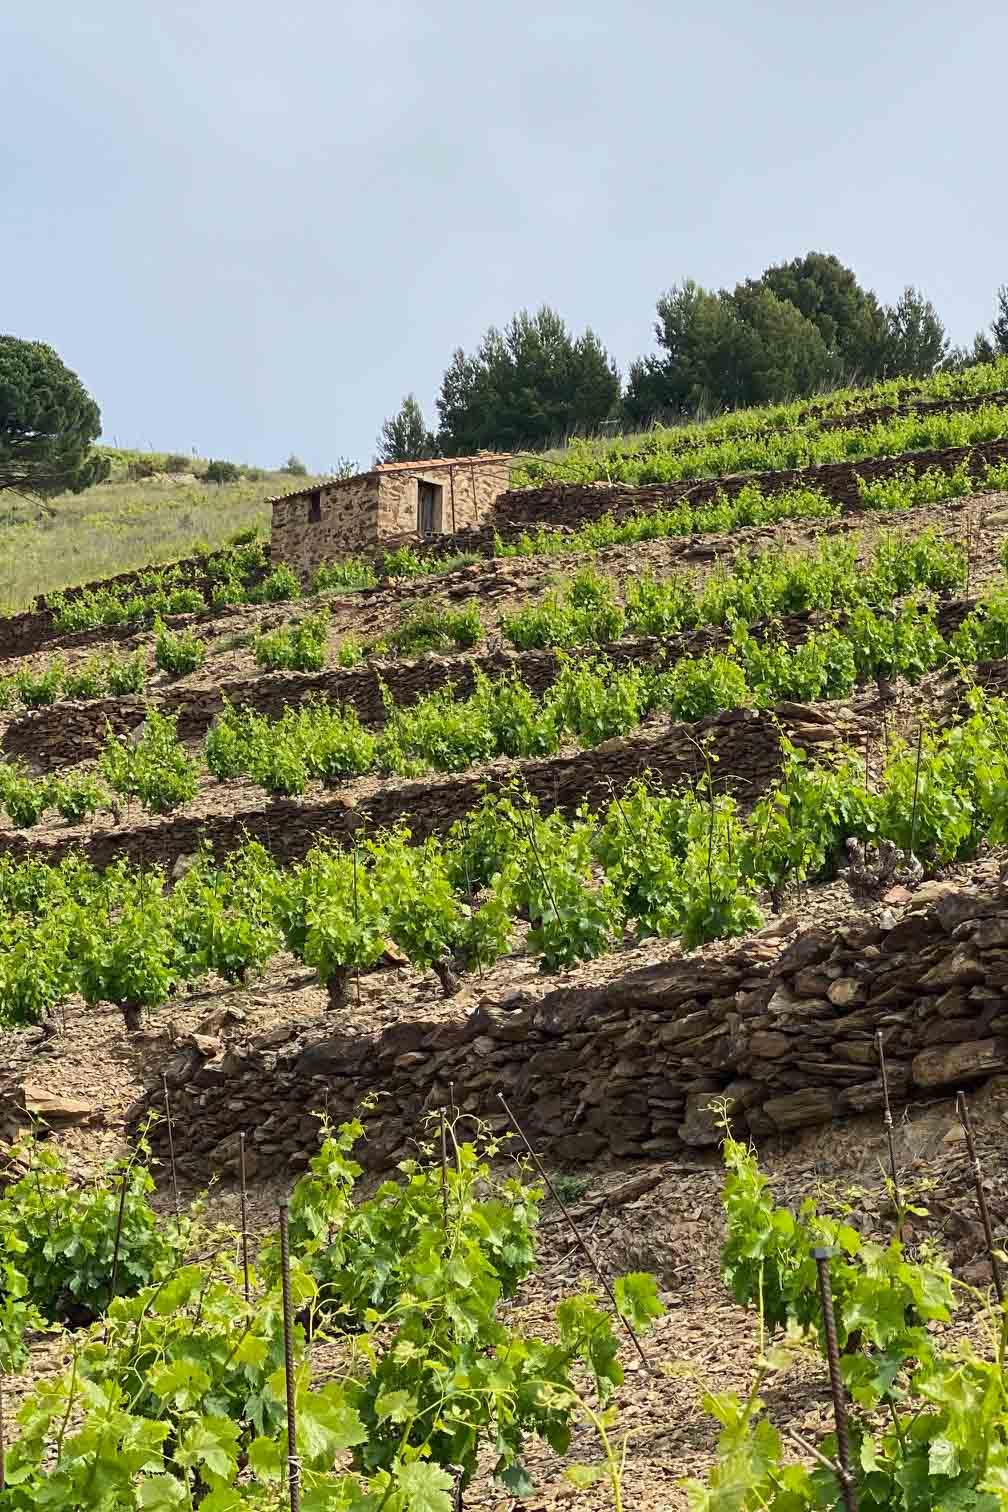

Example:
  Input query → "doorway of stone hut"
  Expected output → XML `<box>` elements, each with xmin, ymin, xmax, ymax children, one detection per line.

<box><xmin>417</xmin><ymin>480</ymin><xmax>443</xmax><ymax>536</ymax></box>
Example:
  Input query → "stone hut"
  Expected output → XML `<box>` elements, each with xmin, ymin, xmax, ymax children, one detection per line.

<box><xmin>270</xmin><ymin>453</ymin><xmax>512</xmax><ymax>581</ymax></box>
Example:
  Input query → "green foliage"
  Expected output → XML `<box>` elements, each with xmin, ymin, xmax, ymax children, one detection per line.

<box><xmin>170</xmin><ymin>845</ymin><xmax>281</xmax><ymax>985</ymax></box>
<box><xmin>311</xmin><ymin>557</ymin><xmax>378</xmax><ymax>593</ymax></box>
<box><xmin>205</xmin><ymin>699</ymin><xmax>376</xmax><ymax>796</ymax></box>
<box><xmin>100</xmin><ymin>710</ymin><xmax>199</xmax><ymax>814</ymax></box>
<box><xmin>683</xmin><ymin>1123</ymin><xmax>1008</xmax><ymax>1512</ymax></box>
<box><xmin>154</xmin><ymin>619</ymin><xmax>205</xmax><ymax>678</ymax></box>
<box><xmin>209</xmin><ymin>576</ymin><xmax>247</xmax><ymax>608</ymax></box>
<box><xmin>14</xmin><ymin>658</ymin><xmax>63</xmax><ymax>707</ymax></box>
<box><xmin>502</xmin><ymin>568</ymin><xmax>625</xmax><ymax>650</ymax></box>
<box><xmin>52</xmin><ymin>771</ymin><xmax>109</xmax><ymax>824</ymax></box>
<box><xmin>105</xmin><ymin>651</ymin><xmax>148</xmax><ymax>696</ymax></box>
<box><xmin>386</xmin><ymin>600</ymin><xmax>483</xmax><ymax>656</ymax></box>
<box><xmin>658</xmin><ymin>651</ymin><xmax>750</xmax><ymax>720</ymax></box>
<box><xmin>49</xmin><ymin>580</ymin><xmax>208</xmax><ymax>634</ymax></box>
<box><xmin>515</xmin><ymin>393</ymin><xmax>1008</xmax><ymax>489</ymax></box>
<box><xmin>282</xmin><ymin>452</ymin><xmax>308</xmax><ymax>475</ymax></box>
<box><xmin>335</xmin><ymin>634</ymin><xmax>366</xmax><ymax>667</ymax></box>
<box><xmin>951</xmin><ymin>589</ymin><xmax>1008</xmax><ymax>663</ymax></box>
<box><xmin>378</xmin><ymin>543</ymin><xmax>427</xmax><ymax>578</ymax></box>
<box><xmin>497</xmin><ymin>483</ymin><xmax>839</xmax><ymax>559</ymax></box>
<box><xmin>0</xmin><ymin>335</ymin><xmax>109</xmax><ymax>495</ymax></box>
<box><xmin>377</xmin><ymin>393</ymin><xmax>436</xmax><ymax>462</ymax></box>
<box><xmin>436</xmin><ymin>305</ymin><xmax>620</xmax><ymax>453</ymax></box>
<box><xmin>203</xmin><ymin>458</ymin><xmax>241</xmax><ymax>484</ymax></box>
<box><xmin>0</xmin><ymin>761</ymin><xmax>52</xmax><ymax>828</ymax></box>
<box><xmin>60</xmin><ymin>656</ymin><xmax>107</xmax><ymax>700</ymax></box>
<box><xmin>0</xmin><ymin>1135</ymin><xmax>185</xmax><ymax>1323</ymax></box>
<box><xmin>247</xmin><ymin>562</ymin><xmax>300</xmax><ymax>603</ymax></box>
<box><xmin>253</xmin><ymin>611</ymin><xmax>329</xmax><ymax>671</ymax></box>
<box><xmin>0</xmin><ymin>1110</ymin><xmax>662</xmax><ymax>1509</ymax></box>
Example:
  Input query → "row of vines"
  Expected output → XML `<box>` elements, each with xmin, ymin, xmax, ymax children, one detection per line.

<box><xmin>1</xmin><ymin>1096</ymin><xmax>1006</xmax><ymax>1508</ymax></box>
<box><xmin>2</xmin><ymin>692</ymin><xmax>1008</xmax><ymax>1027</ymax></box>
<box><xmin>3</xmin><ymin>572</ymin><xmax>1008</xmax><ymax>823</ymax></box>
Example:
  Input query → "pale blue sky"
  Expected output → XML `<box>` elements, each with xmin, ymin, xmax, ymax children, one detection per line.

<box><xmin>3</xmin><ymin>1</ymin><xmax>1005</xmax><ymax>470</ymax></box>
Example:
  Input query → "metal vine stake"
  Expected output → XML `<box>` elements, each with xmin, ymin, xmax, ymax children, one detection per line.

<box><xmin>874</xmin><ymin>1031</ymin><xmax>904</xmax><ymax>1233</ymax></box>
<box><xmin>239</xmin><ymin>1131</ymin><xmax>251</xmax><ymax>1304</ymax></box>
<box><xmin>908</xmin><ymin>724</ymin><xmax>924</xmax><ymax>865</ymax></box>
<box><xmin>813</xmin><ymin>1248</ymin><xmax>858</xmax><ymax>1512</ymax></box>
<box><xmin>108</xmin><ymin>1161</ymin><xmax>130</xmax><ymax>1309</ymax></box>
<box><xmin>496</xmin><ymin>1091</ymin><xmax>650</xmax><ymax>1370</ymax></box>
<box><xmin>278</xmin><ymin>1199</ymin><xmax>301</xmax><ymax>1511</ymax></box>
<box><xmin>956</xmin><ymin>1091</ymin><xmax>1005</xmax><ymax>1305</ymax></box>
<box><xmin>162</xmin><ymin>1073</ymin><xmax>181</xmax><ymax>1228</ymax></box>
<box><xmin>439</xmin><ymin>1107</ymin><xmax>450</xmax><ymax>1239</ymax></box>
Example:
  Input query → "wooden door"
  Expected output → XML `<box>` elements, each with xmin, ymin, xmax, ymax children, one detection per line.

<box><xmin>417</xmin><ymin>481</ymin><xmax>440</xmax><ymax>536</ymax></box>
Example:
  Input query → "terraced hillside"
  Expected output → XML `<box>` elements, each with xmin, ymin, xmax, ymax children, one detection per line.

<box><xmin>3</xmin><ymin>367</ymin><xmax>1008</xmax><ymax>1509</ymax></box>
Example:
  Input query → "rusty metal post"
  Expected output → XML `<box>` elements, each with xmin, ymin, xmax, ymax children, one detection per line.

<box><xmin>908</xmin><ymin>725</ymin><xmax>924</xmax><ymax>863</ymax></box>
<box><xmin>957</xmin><ymin>1091</ymin><xmax>1005</xmax><ymax>1304</ymax></box>
<box><xmin>239</xmin><ymin>1132</ymin><xmax>251</xmax><ymax>1305</ymax></box>
<box><xmin>439</xmin><ymin>1107</ymin><xmax>450</xmax><ymax>1238</ymax></box>
<box><xmin>162</xmin><ymin>1073</ymin><xmax>180</xmax><ymax>1227</ymax></box>
<box><xmin>279</xmin><ymin>1199</ymin><xmax>301</xmax><ymax>1511</ymax></box>
<box><xmin>813</xmin><ymin>1248</ymin><xmax>858</xmax><ymax>1512</ymax></box>
<box><xmin>108</xmin><ymin>1161</ymin><xmax>130</xmax><ymax>1308</ymax></box>
<box><xmin>875</xmin><ymin>1031</ymin><xmax>903</xmax><ymax>1230</ymax></box>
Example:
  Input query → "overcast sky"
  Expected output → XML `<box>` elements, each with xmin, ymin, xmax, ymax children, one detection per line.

<box><xmin>3</xmin><ymin>1</ymin><xmax>1005</xmax><ymax>471</ymax></box>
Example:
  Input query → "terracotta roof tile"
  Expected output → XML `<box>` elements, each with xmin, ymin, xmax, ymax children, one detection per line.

<box><xmin>269</xmin><ymin>453</ymin><xmax>512</xmax><ymax>505</ymax></box>
<box><xmin>373</xmin><ymin>452</ymin><xmax>512</xmax><ymax>474</ymax></box>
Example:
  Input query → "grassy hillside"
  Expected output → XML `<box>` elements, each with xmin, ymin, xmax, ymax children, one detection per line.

<box><xmin>0</xmin><ymin>451</ymin><xmax>309</xmax><ymax>613</ymax></box>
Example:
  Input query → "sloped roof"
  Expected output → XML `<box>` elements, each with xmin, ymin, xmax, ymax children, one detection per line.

<box><xmin>269</xmin><ymin>453</ymin><xmax>512</xmax><ymax>505</ymax></box>
<box><xmin>374</xmin><ymin>452</ymin><xmax>511</xmax><ymax>474</ymax></box>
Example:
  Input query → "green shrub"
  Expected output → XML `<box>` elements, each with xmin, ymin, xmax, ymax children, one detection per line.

<box><xmin>336</xmin><ymin>636</ymin><xmax>366</xmax><ymax>667</ymax></box>
<box><xmin>210</xmin><ymin>577</ymin><xmax>247</xmax><ymax>608</ymax></box>
<box><xmin>14</xmin><ymin>661</ymin><xmax>64</xmax><ymax>709</ymax></box>
<box><xmin>378</xmin><ymin>544</ymin><xmax>425</xmax><ymax>578</ymax></box>
<box><xmin>104</xmin><ymin>651</ymin><xmax>147</xmax><ymax>696</ymax></box>
<box><xmin>51</xmin><ymin>773</ymin><xmax>108</xmax><ymax>824</ymax></box>
<box><xmin>126</xmin><ymin>456</ymin><xmax>157</xmax><ymax>481</ymax></box>
<box><xmin>61</xmin><ymin>657</ymin><xmax>106</xmax><ymax>701</ymax></box>
<box><xmin>0</xmin><ymin>764</ymin><xmax>51</xmax><ymax>828</ymax></box>
<box><xmin>163</xmin><ymin>453</ymin><xmax>190</xmax><ymax>473</ymax></box>
<box><xmin>204</xmin><ymin>458</ymin><xmax>241</xmax><ymax>484</ymax></box>
<box><xmin>311</xmin><ymin>558</ymin><xmax>378</xmax><ymax>593</ymax></box>
<box><xmin>656</xmin><ymin>652</ymin><xmax>751</xmax><ymax>721</ymax></box>
<box><xmin>283</xmin><ymin>453</ymin><xmax>308</xmax><ymax>476</ymax></box>
<box><xmin>100</xmin><ymin>711</ymin><xmax>198</xmax><ymax>814</ymax></box>
<box><xmin>253</xmin><ymin>612</ymin><xmax>329</xmax><ymax>672</ymax></box>
<box><xmin>163</xmin><ymin>585</ymin><xmax>205</xmax><ymax>616</ymax></box>
<box><xmin>387</xmin><ymin>601</ymin><xmax>483</xmax><ymax>655</ymax></box>
<box><xmin>248</xmin><ymin>563</ymin><xmax>301</xmax><ymax>603</ymax></box>
<box><xmin>0</xmin><ymin>1135</ymin><xmax>185</xmax><ymax>1323</ymax></box>
<box><xmin>227</xmin><ymin>525</ymin><xmax>260</xmax><ymax>547</ymax></box>
<box><xmin>154</xmin><ymin>620</ymin><xmax>205</xmax><ymax>678</ymax></box>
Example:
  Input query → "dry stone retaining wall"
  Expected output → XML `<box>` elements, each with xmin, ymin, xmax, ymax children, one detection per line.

<box><xmin>1</xmin><ymin>597</ymin><xmax>978</xmax><ymax>776</ymax></box>
<box><xmin>492</xmin><ymin>438</ymin><xmax>1008</xmax><ymax>533</ymax></box>
<box><xmin>132</xmin><ymin>877</ymin><xmax>1008</xmax><ymax>1182</ymax></box>
<box><xmin>0</xmin><ymin>702</ymin><xmax>859</xmax><ymax>873</ymax></box>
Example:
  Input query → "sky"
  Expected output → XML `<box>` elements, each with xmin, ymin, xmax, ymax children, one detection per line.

<box><xmin>2</xmin><ymin>1</ymin><xmax>1006</xmax><ymax>472</ymax></box>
